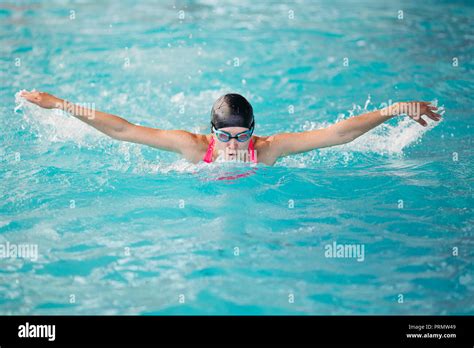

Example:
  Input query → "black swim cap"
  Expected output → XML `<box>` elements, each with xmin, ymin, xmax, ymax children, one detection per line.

<box><xmin>211</xmin><ymin>94</ymin><xmax>254</xmax><ymax>130</ymax></box>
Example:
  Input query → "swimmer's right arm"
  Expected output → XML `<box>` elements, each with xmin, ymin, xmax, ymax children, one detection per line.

<box><xmin>19</xmin><ymin>91</ymin><xmax>201</xmax><ymax>159</ymax></box>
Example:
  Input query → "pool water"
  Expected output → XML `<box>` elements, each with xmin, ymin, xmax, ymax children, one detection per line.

<box><xmin>0</xmin><ymin>0</ymin><xmax>473</xmax><ymax>314</ymax></box>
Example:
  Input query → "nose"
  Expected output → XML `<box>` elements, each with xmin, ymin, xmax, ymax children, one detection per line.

<box><xmin>227</xmin><ymin>139</ymin><xmax>238</xmax><ymax>149</ymax></box>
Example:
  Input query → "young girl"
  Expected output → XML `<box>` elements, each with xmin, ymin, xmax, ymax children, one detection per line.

<box><xmin>19</xmin><ymin>91</ymin><xmax>442</xmax><ymax>166</ymax></box>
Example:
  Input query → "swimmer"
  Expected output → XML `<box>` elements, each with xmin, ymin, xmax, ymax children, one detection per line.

<box><xmin>19</xmin><ymin>91</ymin><xmax>442</xmax><ymax>166</ymax></box>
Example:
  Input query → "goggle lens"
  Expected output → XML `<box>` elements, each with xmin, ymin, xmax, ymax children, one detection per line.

<box><xmin>237</xmin><ymin>133</ymin><xmax>251</xmax><ymax>142</ymax></box>
<box><xmin>217</xmin><ymin>133</ymin><xmax>230</xmax><ymax>142</ymax></box>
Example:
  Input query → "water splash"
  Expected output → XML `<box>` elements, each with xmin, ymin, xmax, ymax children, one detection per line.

<box><xmin>14</xmin><ymin>90</ymin><xmax>444</xmax><ymax>172</ymax></box>
<box><xmin>14</xmin><ymin>90</ymin><xmax>100</xmax><ymax>146</ymax></box>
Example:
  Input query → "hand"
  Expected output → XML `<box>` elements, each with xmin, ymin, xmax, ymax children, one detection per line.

<box><xmin>20</xmin><ymin>90</ymin><xmax>64</xmax><ymax>109</ymax></box>
<box><xmin>390</xmin><ymin>101</ymin><xmax>442</xmax><ymax>127</ymax></box>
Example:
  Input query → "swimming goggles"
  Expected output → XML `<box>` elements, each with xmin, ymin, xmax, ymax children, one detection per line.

<box><xmin>211</xmin><ymin>122</ymin><xmax>254</xmax><ymax>142</ymax></box>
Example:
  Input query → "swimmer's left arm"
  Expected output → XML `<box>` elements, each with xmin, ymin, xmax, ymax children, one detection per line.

<box><xmin>269</xmin><ymin>102</ymin><xmax>442</xmax><ymax>158</ymax></box>
<box><xmin>329</xmin><ymin>101</ymin><xmax>441</xmax><ymax>140</ymax></box>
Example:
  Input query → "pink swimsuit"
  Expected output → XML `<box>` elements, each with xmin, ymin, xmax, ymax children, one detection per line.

<box><xmin>203</xmin><ymin>136</ymin><xmax>257</xmax><ymax>163</ymax></box>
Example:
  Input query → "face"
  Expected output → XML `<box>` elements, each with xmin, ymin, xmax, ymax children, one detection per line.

<box><xmin>213</xmin><ymin>126</ymin><xmax>251</xmax><ymax>161</ymax></box>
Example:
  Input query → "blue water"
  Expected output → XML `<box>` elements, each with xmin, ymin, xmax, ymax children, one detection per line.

<box><xmin>0</xmin><ymin>1</ymin><xmax>473</xmax><ymax>315</ymax></box>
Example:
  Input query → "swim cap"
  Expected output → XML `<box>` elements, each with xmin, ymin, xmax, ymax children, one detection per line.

<box><xmin>211</xmin><ymin>94</ymin><xmax>254</xmax><ymax>130</ymax></box>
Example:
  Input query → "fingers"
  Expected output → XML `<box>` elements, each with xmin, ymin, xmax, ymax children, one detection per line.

<box><xmin>415</xmin><ymin>102</ymin><xmax>443</xmax><ymax>124</ymax></box>
<box><xmin>416</xmin><ymin>110</ymin><xmax>441</xmax><ymax>127</ymax></box>
<box><xmin>416</xmin><ymin>116</ymin><xmax>428</xmax><ymax>127</ymax></box>
<box><xmin>424</xmin><ymin>109</ymin><xmax>442</xmax><ymax>121</ymax></box>
<box><xmin>404</xmin><ymin>101</ymin><xmax>443</xmax><ymax>127</ymax></box>
<box><xmin>20</xmin><ymin>91</ymin><xmax>40</xmax><ymax>103</ymax></box>
<box><xmin>24</xmin><ymin>94</ymin><xmax>39</xmax><ymax>102</ymax></box>
<box><xmin>423</xmin><ymin>103</ymin><xmax>442</xmax><ymax>121</ymax></box>
<box><xmin>19</xmin><ymin>91</ymin><xmax>31</xmax><ymax>99</ymax></box>
<box><xmin>20</xmin><ymin>90</ymin><xmax>36</xmax><ymax>96</ymax></box>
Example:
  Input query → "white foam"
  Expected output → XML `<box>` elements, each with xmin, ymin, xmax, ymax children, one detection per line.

<box><xmin>301</xmin><ymin>100</ymin><xmax>443</xmax><ymax>156</ymax></box>
<box><xmin>15</xmin><ymin>90</ymin><xmax>103</xmax><ymax>146</ymax></box>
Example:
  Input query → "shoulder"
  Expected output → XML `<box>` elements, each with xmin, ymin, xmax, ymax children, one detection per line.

<box><xmin>173</xmin><ymin>131</ymin><xmax>209</xmax><ymax>149</ymax></box>
<box><xmin>252</xmin><ymin>134</ymin><xmax>279</xmax><ymax>150</ymax></box>
<box><xmin>180</xmin><ymin>133</ymin><xmax>211</xmax><ymax>164</ymax></box>
<box><xmin>253</xmin><ymin>134</ymin><xmax>271</xmax><ymax>145</ymax></box>
<box><xmin>252</xmin><ymin>135</ymin><xmax>279</xmax><ymax>166</ymax></box>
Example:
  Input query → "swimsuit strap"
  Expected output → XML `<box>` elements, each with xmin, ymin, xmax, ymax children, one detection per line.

<box><xmin>248</xmin><ymin>138</ymin><xmax>257</xmax><ymax>163</ymax></box>
<box><xmin>203</xmin><ymin>136</ymin><xmax>215</xmax><ymax>163</ymax></box>
<box><xmin>203</xmin><ymin>137</ymin><xmax>258</xmax><ymax>163</ymax></box>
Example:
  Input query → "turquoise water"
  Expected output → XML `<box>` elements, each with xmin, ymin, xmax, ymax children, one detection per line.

<box><xmin>1</xmin><ymin>1</ymin><xmax>473</xmax><ymax>314</ymax></box>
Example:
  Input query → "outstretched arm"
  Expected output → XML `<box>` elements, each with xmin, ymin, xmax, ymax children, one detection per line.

<box><xmin>268</xmin><ymin>101</ymin><xmax>442</xmax><ymax>158</ymax></box>
<box><xmin>19</xmin><ymin>91</ymin><xmax>201</xmax><ymax>159</ymax></box>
